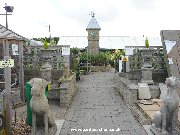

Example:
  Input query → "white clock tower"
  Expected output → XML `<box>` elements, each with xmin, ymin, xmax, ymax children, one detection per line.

<box><xmin>86</xmin><ymin>13</ymin><xmax>101</xmax><ymax>54</ymax></box>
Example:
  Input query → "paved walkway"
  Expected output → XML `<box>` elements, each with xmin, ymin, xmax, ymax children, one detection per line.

<box><xmin>60</xmin><ymin>70</ymin><xmax>147</xmax><ymax>135</ymax></box>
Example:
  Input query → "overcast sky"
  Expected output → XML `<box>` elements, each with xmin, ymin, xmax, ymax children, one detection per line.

<box><xmin>0</xmin><ymin>0</ymin><xmax>180</xmax><ymax>39</ymax></box>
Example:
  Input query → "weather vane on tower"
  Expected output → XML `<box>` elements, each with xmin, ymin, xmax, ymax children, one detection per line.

<box><xmin>89</xmin><ymin>11</ymin><xmax>95</xmax><ymax>17</ymax></box>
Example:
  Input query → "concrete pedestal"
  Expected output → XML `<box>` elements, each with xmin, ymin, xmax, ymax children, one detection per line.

<box><xmin>141</xmin><ymin>67</ymin><xmax>154</xmax><ymax>85</ymax></box>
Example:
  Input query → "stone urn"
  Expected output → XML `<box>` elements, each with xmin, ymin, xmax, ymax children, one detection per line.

<box><xmin>141</xmin><ymin>48</ymin><xmax>154</xmax><ymax>68</ymax></box>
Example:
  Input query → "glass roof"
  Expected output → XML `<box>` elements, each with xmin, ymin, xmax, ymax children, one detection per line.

<box><xmin>57</xmin><ymin>36</ymin><xmax>162</xmax><ymax>49</ymax></box>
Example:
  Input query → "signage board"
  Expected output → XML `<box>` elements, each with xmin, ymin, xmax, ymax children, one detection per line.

<box><xmin>62</xmin><ymin>46</ymin><xmax>70</xmax><ymax>55</ymax></box>
<box><xmin>125</xmin><ymin>47</ymin><xmax>134</xmax><ymax>56</ymax></box>
<box><xmin>0</xmin><ymin>59</ymin><xmax>14</xmax><ymax>68</ymax></box>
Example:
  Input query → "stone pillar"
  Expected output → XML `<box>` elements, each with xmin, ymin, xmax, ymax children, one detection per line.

<box><xmin>41</xmin><ymin>61</ymin><xmax>52</xmax><ymax>83</ymax></box>
<box><xmin>40</xmin><ymin>49</ymin><xmax>53</xmax><ymax>83</ymax></box>
<box><xmin>141</xmin><ymin>49</ymin><xmax>154</xmax><ymax>84</ymax></box>
<box><xmin>141</xmin><ymin>67</ymin><xmax>154</xmax><ymax>84</ymax></box>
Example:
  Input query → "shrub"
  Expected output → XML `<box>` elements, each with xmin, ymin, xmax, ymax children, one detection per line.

<box><xmin>145</xmin><ymin>37</ymin><xmax>149</xmax><ymax>48</ymax></box>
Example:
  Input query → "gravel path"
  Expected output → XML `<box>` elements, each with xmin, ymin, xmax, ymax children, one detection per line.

<box><xmin>60</xmin><ymin>70</ymin><xmax>147</xmax><ymax>135</ymax></box>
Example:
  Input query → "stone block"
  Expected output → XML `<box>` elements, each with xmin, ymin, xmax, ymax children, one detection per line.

<box><xmin>149</xmin><ymin>85</ymin><xmax>160</xmax><ymax>99</ymax></box>
<box><xmin>138</xmin><ymin>83</ymin><xmax>151</xmax><ymax>100</ymax></box>
<box><xmin>129</xmin><ymin>84</ymin><xmax>138</xmax><ymax>104</ymax></box>
<box><xmin>127</xmin><ymin>70</ymin><xmax>142</xmax><ymax>80</ymax></box>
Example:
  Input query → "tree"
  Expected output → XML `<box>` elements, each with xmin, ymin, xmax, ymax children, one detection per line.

<box><xmin>43</xmin><ymin>39</ymin><xmax>49</xmax><ymax>49</ymax></box>
<box><xmin>71</xmin><ymin>47</ymin><xmax>79</xmax><ymax>55</ymax></box>
<box><xmin>145</xmin><ymin>37</ymin><xmax>149</xmax><ymax>48</ymax></box>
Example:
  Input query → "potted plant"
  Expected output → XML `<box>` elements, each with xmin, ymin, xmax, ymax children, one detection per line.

<box><xmin>40</xmin><ymin>38</ymin><xmax>55</xmax><ymax>58</ymax></box>
<box><xmin>145</xmin><ymin>37</ymin><xmax>149</xmax><ymax>48</ymax></box>
<box><xmin>141</xmin><ymin>37</ymin><xmax>154</xmax><ymax>68</ymax></box>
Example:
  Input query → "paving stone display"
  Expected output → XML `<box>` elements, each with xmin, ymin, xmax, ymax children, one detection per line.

<box><xmin>60</xmin><ymin>70</ymin><xmax>147</xmax><ymax>135</ymax></box>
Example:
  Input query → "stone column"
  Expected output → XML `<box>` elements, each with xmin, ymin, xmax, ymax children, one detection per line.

<box><xmin>41</xmin><ymin>61</ymin><xmax>52</xmax><ymax>83</ymax></box>
<box><xmin>141</xmin><ymin>67</ymin><xmax>154</xmax><ymax>84</ymax></box>
<box><xmin>40</xmin><ymin>49</ymin><xmax>53</xmax><ymax>83</ymax></box>
<box><xmin>141</xmin><ymin>49</ymin><xmax>154</xmax><ymax>85</ymax></box>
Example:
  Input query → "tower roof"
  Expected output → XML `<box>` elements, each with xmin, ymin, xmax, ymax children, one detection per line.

<box><xmin>86</xmin><ymin>14</ymin><xmax>101</xmax><ymax>30</ymax></box>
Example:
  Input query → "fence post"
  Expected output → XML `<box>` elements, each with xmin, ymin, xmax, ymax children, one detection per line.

<box><xmin>3</xmin><ymin>39</ymin><xmax>12</xmax><ymax>135</ymax></box>
<box><xmin>19</xmin><ymin>41</ymin><xmax>25</xmax><ymax>101</ymax></box>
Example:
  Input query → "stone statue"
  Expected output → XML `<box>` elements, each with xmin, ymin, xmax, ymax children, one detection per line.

<box><xmin>59</xmin><ymin>63</ymin><xmax>71</xmax><ymax>83</ymax></box>
<box><xmin>30</xmin><ymin>78</ymin><xmax>57</xmax><ymax>135</ymax></box>
<box><xmin>150</xmin><ymin>76</ymin><xmax>180</xmax><ymax>135</ymax></box>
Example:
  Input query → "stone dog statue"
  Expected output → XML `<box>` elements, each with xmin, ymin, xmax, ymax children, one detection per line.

<box><xmin>30</xmin><ymin>78</ymin><xmax>57</xmax><ymax>135</ymax></box>
<box><xmin>150</xmin><ymin>76</ymin><xmax>180</xmax><ymax>135</ymax></box>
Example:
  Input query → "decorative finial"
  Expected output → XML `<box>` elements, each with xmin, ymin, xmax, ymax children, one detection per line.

<box><xmin>89</xmin><ymin>11</ymin><xmax>95</xmax><ymax>17</ymax></box>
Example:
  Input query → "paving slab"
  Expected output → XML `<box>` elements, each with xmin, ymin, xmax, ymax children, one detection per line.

<box><xmin>60</xmin><ymin>71</ymin><xmax>147</xmax><ymax>135</ymax></box>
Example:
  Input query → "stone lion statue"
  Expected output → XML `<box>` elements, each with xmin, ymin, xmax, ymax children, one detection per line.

<box><xmin>150</xmin><ymin>76</ymin><xmax>180</xmax><ymax>135</ymax></box>
<box><xmin>30</xmin><ymin>78</ymin><xmax>57</xmax><ymax>135</ymax></box>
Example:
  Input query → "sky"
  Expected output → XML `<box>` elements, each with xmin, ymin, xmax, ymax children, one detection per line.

<box><xmin>0</xmin><ymin>0</ymin><xmax>180</xmax><ymax>39</ymax></box>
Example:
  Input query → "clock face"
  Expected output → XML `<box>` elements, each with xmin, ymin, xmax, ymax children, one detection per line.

<box><xmin>90</xmin><ymin>31</ymin><xmax>97</xmax><ymax>39</ymax></box>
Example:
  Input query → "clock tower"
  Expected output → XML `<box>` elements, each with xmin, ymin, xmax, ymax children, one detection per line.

<box><xmin>86</xmin><ymin>13</ymin><xmax>101</xmax><ymax>54</ymax></box>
